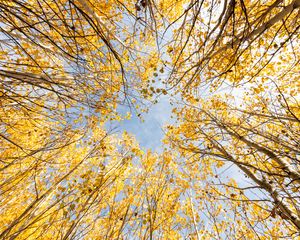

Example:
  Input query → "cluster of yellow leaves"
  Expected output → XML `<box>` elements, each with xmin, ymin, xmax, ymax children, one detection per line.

<box><xmin>1</xmin><ymin>0</ymin><xmax>300</xmax><ymax>239</ymax></box>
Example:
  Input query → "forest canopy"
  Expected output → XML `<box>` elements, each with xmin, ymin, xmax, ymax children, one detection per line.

<box><xmin>0</xmin><ymin>0</ymin><xmax>300</xmax><ymax>239</ymax></box>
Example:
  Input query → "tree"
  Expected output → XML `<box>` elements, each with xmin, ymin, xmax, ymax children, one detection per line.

<box><xmin>161</xmin><ymin>0</ymin><xmax>300</xmax><ymax>238</ymax></box>
<box><xmin>0</xmin><ymin>0</ymin><xmax>155</xmax><ymax>238</ymax></box>
<box><xmin>1</xmin><ymin>0</ymin><xmax>300</xmax><ymax>239</ymax></box>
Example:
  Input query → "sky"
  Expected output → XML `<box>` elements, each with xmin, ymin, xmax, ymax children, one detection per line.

<box><xmin>111</xmin><ymin>94</ymin><xmax>173</xmax><ymax>152</ymax></box>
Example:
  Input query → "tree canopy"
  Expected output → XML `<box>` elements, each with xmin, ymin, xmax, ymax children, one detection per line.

<box><xmin>0</xmin><ymin>0</ymin><xmax>300</xmax><ymax>239</ymax></box>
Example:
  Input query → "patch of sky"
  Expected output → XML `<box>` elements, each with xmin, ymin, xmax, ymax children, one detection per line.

<box><xmin>108</xmin><ymin>93</ymin><xmax>174</xmax><ymax>152</ymax></box>
<box><xmin>104</xmin><ymin>11</ymin><xmax>177</xmax><ymax>152</ymax></box>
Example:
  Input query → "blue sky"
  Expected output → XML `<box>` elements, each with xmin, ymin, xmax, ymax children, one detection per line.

<box><xmin>112</xmin><ymin>94</ymin><xmax>173</xmax><ymax>151</ymax></box>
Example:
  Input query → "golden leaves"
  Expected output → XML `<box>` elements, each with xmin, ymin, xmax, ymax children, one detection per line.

<box><xmin>2</xmin><ymin>0</ymin><xmax>300</xmax><ymax>239</ymax></box>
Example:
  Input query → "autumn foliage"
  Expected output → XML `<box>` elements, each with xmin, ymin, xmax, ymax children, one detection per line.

<box><xmin>0</xmin><ymin>0</ymin><xmax>300</xmax><ymax>239</ymax></box>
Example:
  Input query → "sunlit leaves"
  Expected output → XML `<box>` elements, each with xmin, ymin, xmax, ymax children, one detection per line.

<box><xmin>1</xmin><ymin>0</ymin><xmax>300</xmax><ymax>239</ymax></box>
